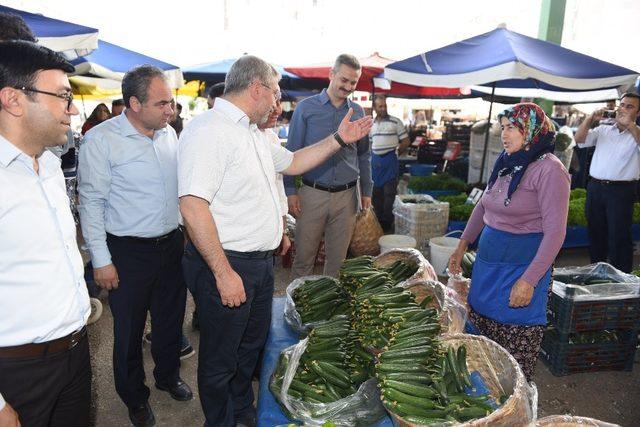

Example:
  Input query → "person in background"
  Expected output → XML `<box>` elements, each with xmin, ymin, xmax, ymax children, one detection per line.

<box><xmin>78</xmin><ymin>65</ymin><xmax>192</xmax><ymax>427</ymax></box>
<box><xmin>284</xmin><ymin>54</ymin><xmax>372</xmax><ymax>278</ymax></box>
<box><xmin>111</xmin><ymin>98</ymin><xmax>125</xmax><ymax>117</ymax></box>
<box><xmin>575</xmin><ymin>93</ymin><xmax>640</xmax><ymax>273</ymax></box>
<box><xmin>370</xmin><ymin>94</ymin><xmax>410</xmax><ymax>232</ymax></box>
<box><xmin>207</xmin><ymin>82</ymin><xmax>225</xmax><ymax>109</ymax></box>
<box><xmin>81</xmin><ymin>103</ymin><xmax>110</xmax><ymax>135</ymax></box>
<box><xmin>449</xmin><ymin>103</ymin><xmax>570</xmax><ymax>381</ymax></box>
<box><xmin>0</xmin><ymin>40</ymin><xmax>91</xmax><ymax>427</ymax></box>
<box><xmin>169</xmin><ymin>100</ymin><xmax>183</xmax><ymax>137</ymax></box>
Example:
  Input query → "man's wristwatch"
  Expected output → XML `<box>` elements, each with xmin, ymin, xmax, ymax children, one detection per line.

<box><xmin>333</xmin><ymin>131</ymin><xmax>348</xmax><ymax>148</ymax></box>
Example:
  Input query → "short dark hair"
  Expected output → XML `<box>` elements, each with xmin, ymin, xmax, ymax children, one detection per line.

<box><xmin>333</xmin><ymin>54</ymin><xmax>361</xmax><ymax>72</ymax></box>
<box><xmin>620</xmin><ymin>92</ymin><xmax>640</xmax><ymax>106</ymax></box>
<box><xmin>121</xmin><ymin>65</ymin><xmax>167</xmax><ymax>108</ymax></box>
<box><xmin>0</xmin><ymin>41</ymin><xmax>74</xmax><ymax>110</ymax></box>
<box><xmin>0</xmin><ymin>13</ymin><xmax>37</xmax><ymax>42</ymax></box>
<box><xmin>111</xmin><ymin>98</ymin><xmax>125</xmax><ymax>108</ymax></box>
<box><xmin>207</xmin><ymin>82</ymin><xmax>225</xmax><ymax>99</ymax></box>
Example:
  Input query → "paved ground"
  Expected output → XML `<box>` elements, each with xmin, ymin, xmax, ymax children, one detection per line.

<box><xmin>87</xmin><ymin>248</ymin><xmax>640</xmax><ymax>426</ymax></box>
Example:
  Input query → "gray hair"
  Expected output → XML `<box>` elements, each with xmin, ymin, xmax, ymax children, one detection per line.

<box><xmin>332</xmin><ymin>54</ymin><xmax>361</xmax><ymax>72</ymax></box>
<box><xmin>224</xmin><ymin>55</ymin><xmax>280</xmax><ymax>95</ymax></box>
<box><xmin>122</xmin><ymin>65</ymin><xmax>167</xmax><ymax>108</ymax></box>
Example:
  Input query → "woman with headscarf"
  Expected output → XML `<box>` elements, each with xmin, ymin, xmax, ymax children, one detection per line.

<box><xmin>81</xmin><ymin>103</ymin><xmax>110</xmax><ymax>135</ymax></box>
<box><xmin>448</xmin><ymin>103</ymin><xmax>570</xmax><ymax>381</ymax></box>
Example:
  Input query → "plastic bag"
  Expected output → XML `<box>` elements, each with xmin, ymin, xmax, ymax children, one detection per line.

<box><xmin>446</xmin><ymin>271</ymin><xmax>471</xmax><ymax>307</ymax></box>
<box><xmin>535</xmin><ymin>415</ymin><xmax>620</xmax><ymax>427</ymax></box>
<box><xmin>374</xmin><ymin>248</ymin><xmax>438</xmax><ymax>285</ymax></box>
<box><xmin>284</xmin><ymin>275</ymin><xmax>341</xmax><ymax>336</ymax></box>
<box><xmin>270</xmin><ymin>338</ymin><xmax>387</xmax><ymax>426</ymax></box>
<box><xmin>402</xmin><ymin>279</ymin><xmax>468</xmax><ymax>334</ymax></box>
<box><xmin>552</xmin><ymin>262</ymin><xmax>640</xmax><ymax>302</ymax></box>
<box><xmin>349</xmin><ymin>206</ymin><xmax>384</xmax><ymax>256</ymax></box>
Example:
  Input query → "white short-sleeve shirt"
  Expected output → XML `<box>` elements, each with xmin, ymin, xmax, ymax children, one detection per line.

<box><xmin>579</xmin><ymin>124</ymin><xmax>640</xmax><ymax>181</ymax></box>
<box><xmin>178</xmin><ymin>98</ymin><xmax>294</xmax><ymax>251</ymax></box>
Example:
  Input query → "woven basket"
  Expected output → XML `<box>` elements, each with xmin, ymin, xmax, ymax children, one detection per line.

<box><xmin>374</xmin><ymin>248</ymin><xmax>438</xmax><ymax>284</ymax></box>
<box><xmin>389</xmin><ymin>334</ymin><xmax>536</xmax><ymax>427</ymax></box>
<box><xmin>404</xmin><ymin>280</ymin><xmax>467</xmax><ymax>334</ymax></box>
<box><xmin>349</xmin><ymin>207</ymin><xmax>384</xmax><ymax>256</ymax></box>
<box><xmin>536</xmin><ymin>415</ymin><xmax>620</xmax><ymax>427</ymax></box>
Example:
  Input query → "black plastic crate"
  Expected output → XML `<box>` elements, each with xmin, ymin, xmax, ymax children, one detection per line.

<box><xmin>539</xmin><ymin>328</ymin><xmax>638</xmax><ymax>376</ymax></box>
<box><xmin>548</xmin><ymin>288</ymin><xmax>640</xmax><ymax>333</ymax></box>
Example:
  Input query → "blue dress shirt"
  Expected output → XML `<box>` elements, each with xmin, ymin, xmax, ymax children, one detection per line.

<box><xmin>283</xmin><ymin>89</ymin><xmax>373</xmax><ymax>197</ymax></box>
<box><xmin>77</xmin><ymin>113</ymin><xmax>180</xmax><ymax>268</ymax></box>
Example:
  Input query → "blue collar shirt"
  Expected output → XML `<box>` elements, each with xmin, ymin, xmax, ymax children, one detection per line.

<box><xmin>283</xmin><ymin>89</ymin><xmax>372</xmax><ymax>196</ymax></box>
<box><xmin>77</xmin><ymin>113</ymin><xmax>179</xmax><ymax>268</ymax></box>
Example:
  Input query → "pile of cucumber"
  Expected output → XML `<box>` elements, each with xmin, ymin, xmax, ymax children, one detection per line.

<box><xmin>292</xmin><ymin>277</ymin><xmax>350</xmax><ymax>324</ymax></box>
<box><xmin>376</xmin><ymin>313</ymin><xmax>494</xmax><ymax>424</ymax></box>
<box><xmin>275</xmin><ymin>254</ymin><xmax>499</xmax><ymax>425</ymax></box>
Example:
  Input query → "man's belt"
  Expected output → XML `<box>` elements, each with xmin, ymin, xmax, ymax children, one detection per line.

<box><xmin>107</xmin><ymin>228</ymin><xmax>179</xmax><ymax>245</ymax></box>
<box><xmin>302</xmin><ymin>179</ymin><xmax>357</xmax><ymax>193</ymax></box>
<box><xmin>590</xmin><ymin>177</ymin><xmax>638</xmax><ymax>186</ymax></box>
<box><xmin>0</xmin><ymin>327</ymin><xmax>86</xmax><ymax>358</ymax></box>
<box><xmin>224</xmin><ymin>249</ymin><xmax>274</xmax><ymax>259</ymax></box>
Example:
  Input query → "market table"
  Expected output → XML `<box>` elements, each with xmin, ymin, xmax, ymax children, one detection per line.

<box><xmin>257</xmin><ymin>297</ymin><xmax>393</xmax><ymax>426</ymax></box>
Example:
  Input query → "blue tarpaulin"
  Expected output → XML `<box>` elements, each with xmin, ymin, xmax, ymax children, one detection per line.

<box><xmin>0</xmin><ymin>4</ymin><xmax>98</xmax><ymax>59</ymax></box>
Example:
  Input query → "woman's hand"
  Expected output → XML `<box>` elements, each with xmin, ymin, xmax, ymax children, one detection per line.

<box><xmin>509</xmin><ymin>278</ymin><xmax>534</xmax><ymax>307</ymax></box>
<box><xmin>448</xmin><ymin>239</ymin><xmax>469</xmax><ymax>276</ymax></box>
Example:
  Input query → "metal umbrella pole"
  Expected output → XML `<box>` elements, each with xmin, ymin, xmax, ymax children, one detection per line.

<box><xmin>478</xmin><ymin>82</ymin><xmax>496</xmax><ymax>183</ymax></box>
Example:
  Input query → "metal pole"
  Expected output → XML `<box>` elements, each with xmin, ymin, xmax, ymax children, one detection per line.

<box><xmin>478</xmin><ymin>83</ymin><xmax>496</xmax><ymax>183</ymax></box>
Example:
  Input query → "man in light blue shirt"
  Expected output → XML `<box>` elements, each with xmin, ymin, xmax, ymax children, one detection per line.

<box><xmin>78</xmin><ymin>65</ymin><xmax>192</xmax><ymax>427</ymax></box>
<box><xmin>284</xmin><ymin>54</ymin><xmax>373</xmax><ymax>278</ymax></box>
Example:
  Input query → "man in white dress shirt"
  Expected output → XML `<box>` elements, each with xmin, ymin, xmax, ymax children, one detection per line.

<box><xmin>0</xmin><ymin>41</ymin><xmax>91</xmax><ymax>427</ymax></box>
<box><xmin>575</xmin><ymin>92</ymin><xmax>640</xmax><ymax>272</ymax></box>
<box><xmin>178</xmin><ymin>55</ymin><xmax>372</xmax><ymax>427</ymax></box>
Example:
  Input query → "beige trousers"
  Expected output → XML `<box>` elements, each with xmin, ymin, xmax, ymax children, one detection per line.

<box><xmin>292</xmin><ymin>185</ymin><xmax>358</xmax><ymax>278</ymax></box>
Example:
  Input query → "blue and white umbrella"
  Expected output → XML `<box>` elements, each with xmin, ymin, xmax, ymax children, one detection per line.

<box><xmin>384</xmin><ymin>26</ymin><xmax>639</xmax><ymax>101</ymax></box>
<box><xmin>0</xmin><ymin>5</ymin><xmax>98</xmax><ymax>59</ymax></box>
<box><xmin>71</xmin><ymin>40</ymin><xmax>183</xmax><ymax>89</ymax></box>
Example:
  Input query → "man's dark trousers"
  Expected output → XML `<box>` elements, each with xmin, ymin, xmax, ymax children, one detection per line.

<box><xmin>183</xmin><ymin>243</ymin><xmax>273</xmax><ymax>427</ymax></box>
<box><xmin>0</xmin><ymin>335</ymin><xmax>91</xmax><ymax>427</ymax></box>
<box><xmin>107</xmin><ymin>229</ymin><xmax>186</xmax><ymax>407</ymax></box>
<box><xmin>373</xmin><ymin>178</ymin><xmax>398</xmax><ymax>232</ymax></box>
<box><xmin>586</xmin><ymin>179</ymin><xmax>636</xmax><ymax>272</ymax></box>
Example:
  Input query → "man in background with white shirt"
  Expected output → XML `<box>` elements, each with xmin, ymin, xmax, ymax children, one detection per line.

<box><xmin>0</xmin><ymin>41</ymin><xmax>91</xmax><ymax>427</ymax></box>
<box><xmin>575</xmin><ymin>92</ymin><xmax>640</xmax><ymax>272</ymax></box>
<box><xmin>370</xmin><ymin>94</ymin><xmax>410</xmax><ymax>232</ymax></box>
<box><xmin>178</xmin><ymin>55</ymin><xmax>371</xmax><ymax>427</ymax></box>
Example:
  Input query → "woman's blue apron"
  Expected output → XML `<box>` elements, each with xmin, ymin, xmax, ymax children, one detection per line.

<box><xmin>467</xmin><ymin>226</ymin><xmax>551</xmax><ymax>326</ymax></box>
<box><xmin>371</xmin><ymin>151</ymin><xmax>398</xmax><ymax>188</ymax></box>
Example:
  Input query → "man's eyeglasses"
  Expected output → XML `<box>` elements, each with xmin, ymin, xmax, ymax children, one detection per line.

<box><xmin>16</xmin><ymin>86</ymin><xmax>74</xmax><ymax>110</ymax></box>
<box><xmin>259</xmin><ymin>82</ymin><xmax>282</xmax><ymax>102</ymax></box>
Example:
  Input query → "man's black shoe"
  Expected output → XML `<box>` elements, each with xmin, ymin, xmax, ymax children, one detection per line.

<box><xmin>191</xmin><ymin>310</ymin><xmax>199</xmax><ymax>331</ymax></box>
<box><xmin>155</xmin><ymin>378</ymin><xmax>193</xmax><ymax>401</ymax></box>
<box><xmin>128</xmin><ymin>402</ymin><xmax>155</xmax><ymax>427</ymax></box>
<box><xmin>235</xmin><ymin>410</ymin><xmax>257</xmax><ymax>427</ymax></box>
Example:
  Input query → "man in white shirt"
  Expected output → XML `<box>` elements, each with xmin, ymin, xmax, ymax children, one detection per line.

<box><xmin>0</xmin><ymin>41</ymin><xmax>91</xmax><ymax>427</ymax></box>
<box><xmin>575</xmin><ymin>92</ymin><xmax>640</xmax><ymax>272</ymax></box>
<box><xmin>370</xmin><ymin>94</ymin><xmax>410</xmax><ymax>231</ymax></box>
<box><xmin>178</xmin><ymin>55</ymin><xmax>371</xmax><ymax>427</ymax></box>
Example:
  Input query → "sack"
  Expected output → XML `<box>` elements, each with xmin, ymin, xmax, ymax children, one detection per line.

<box><xmin>349</xmin><ymin>207</ymin><xmax>383</xmax><ymax>256</ymax></box>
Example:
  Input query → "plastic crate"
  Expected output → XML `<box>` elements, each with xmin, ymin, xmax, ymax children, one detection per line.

<box><xmin>392</xmin><ymin>195</ymin><xmax>449</xmax><ymax>251</ymax></box>
<box><xmin>539</xmin><ymin>328</ymin><xmax>638</xmax><ymax>376</ymax></box>
<box><xmin>548</xmin><ymin>288</ymin><xmax>640</xmax><ymax>333</ymax></box>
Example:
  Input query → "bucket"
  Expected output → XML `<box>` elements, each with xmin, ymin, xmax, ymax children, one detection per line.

<box><xmin>378</xmin><ymin>234</ymin><xmax>417</xmax><ymax>254</ymax></box>
<box><xmin>429</xmin><ymin>231</ymin><xmax>460</xmax><ymax>275</ymax></box>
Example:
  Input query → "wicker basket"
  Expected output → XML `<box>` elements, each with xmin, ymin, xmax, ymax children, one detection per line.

<box><xmin>388</xmin><ymin>334</ymin><xmax>536</xmax><ymax>427</ymax></box>
<box><xmin>403</xmin><ymin>280</ymin><xmax>467</xmax><ymax>334</ymax></box>
<box><xmin>374</xmin><ymin>248</ymin><xmax>438</xmax><ymax>284</ymax></box>
<box><xmin>536</xmin><ymin>415</ymin><xmax>620</xmax><ymax>427</ymax></box>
